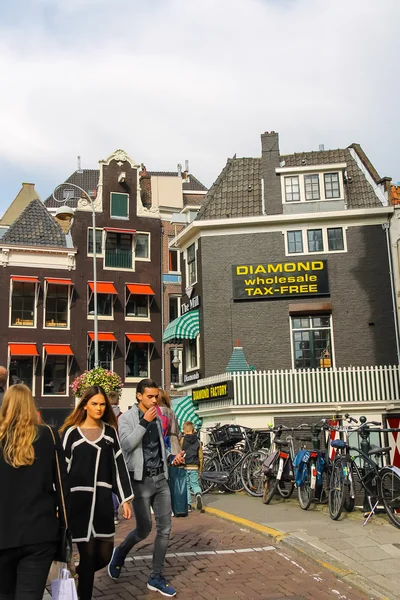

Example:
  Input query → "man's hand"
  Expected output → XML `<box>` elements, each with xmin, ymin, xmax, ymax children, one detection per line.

<box><xmin>172</xmin><ymin>451</ymin><xmax>186</xmax><ymax>466</ymax></box>
<box><xmin>122</xmin><ymin>502</ymin><xmax>132</xmax><ymax>520</ymax></box>
<box><xmin>143</xmin><ymin>406</ymin><xmax>157</xmax><ymax>422</ymax></box>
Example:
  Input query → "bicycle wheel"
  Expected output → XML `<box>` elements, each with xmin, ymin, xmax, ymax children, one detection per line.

<box><xmin>329</xmin><ymin>458</ymin><xmax>346</xmax><ymax>520</ymax></box>
<box><xmin>200</xmin><ymin>456</ymin><xmax>220</xmax><ymax>494</ymax></box>
<box><xmin>262</xmin><ymin>473</ymin><xmax>279</xmax><ymax>504</ymax></box>
<box><xmin>221</xmin><ymin>448</ymin><xmax>245</xmax><ymax>492</ymax></box>
<box><xmin>380</xmin><ymin>468</ymin><xmax>400</xmax><ymax>529</ymax></box>
<box><xmin>241</xmin><ymin>450</ymin><xmax>267</xmax><ymax>497</ymax></box>
<box><xmin>298</xmin><ymin>460</ymin><xmax>313</xmax><ymax>510</ymax></box>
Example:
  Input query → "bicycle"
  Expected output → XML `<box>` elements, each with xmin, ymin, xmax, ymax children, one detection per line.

<box><xmin>295</xmin><ymin>421</ymin><xmax>330</xmax><ymax>510</ymax></box>
<box><xmin>328</xmin><ymin>419</ymin><xmax>400</xmax><ymax>528</ymax></box>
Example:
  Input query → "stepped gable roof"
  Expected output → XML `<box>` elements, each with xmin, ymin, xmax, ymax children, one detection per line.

<box><xmin>197</xmin><ymin>157</ymin><xmax>262</xmax><ymax>220</ymax></box>
<box><xmin>2</xmin><ymin>199</ymin><xmax>67</xmax><ymax>247</ymax></box>
<box><xmin>226</xmin><ymin>345</ymin><xmax>252</xmax><ymax>373</ymax></box>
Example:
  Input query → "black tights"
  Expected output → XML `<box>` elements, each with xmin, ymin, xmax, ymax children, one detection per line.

<box><xmin>77</xmin><ymin>538</ymin><xmax>113</xmax><ymax>600</ymax></box>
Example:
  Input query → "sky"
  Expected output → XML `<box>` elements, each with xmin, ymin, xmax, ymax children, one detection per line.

<box><xmin>0</xmin><ymin>0</ymin><xmax>399</xmax><ymax>214</ymax></box>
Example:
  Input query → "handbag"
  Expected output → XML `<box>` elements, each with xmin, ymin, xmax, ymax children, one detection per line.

<box><xmin>168</xmin><ymin>466</ymin><xmax>188</xmax><ymax>517</ymax></box>
<box><xmin>51</xmin><ymin>567</ymin><xmax>78</xmax><ymax>600</ymax></box>
<box><xmin>47</xmin><ymin>426</ymin><xmax>73</xmax><ymax>564</ymax></box>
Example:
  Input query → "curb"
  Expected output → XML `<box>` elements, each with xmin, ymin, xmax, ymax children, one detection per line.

<box><xmin>203</xmin><ymin>506</ymin><xmax>392</xmax><ymax>600</ymax></box>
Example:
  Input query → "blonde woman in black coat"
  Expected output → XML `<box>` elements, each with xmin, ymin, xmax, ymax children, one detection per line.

<box><xmin>60</xmin><ymin>385</ymin><xmax>133</xmax><ymax>600</ymax></box>
<box><xmin>0</xmin><ymin>384</ymin><xmax>70</xmax><ymax>600</ymax></box>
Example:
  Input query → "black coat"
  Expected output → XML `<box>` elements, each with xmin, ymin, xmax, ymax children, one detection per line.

<box><xmin>0</xmin><ymin>425</ymin><xmax>70</xmax><ymax>551</ymax></box>
<box><xmin>62</xmin><ymin>423</ymin><xmax>133</xmax><ymax>542</ymax></box>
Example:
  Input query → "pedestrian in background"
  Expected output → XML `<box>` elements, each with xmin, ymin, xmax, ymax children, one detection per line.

<box><xmin>157</xmin><ymin>388</ymin><xmax>181</xmax><ymax>455</ymax></box>
<box><xmin>0</xmin><ymin>366</ymin><xmax>7</xmax><ymax>407</ymax></box>
<box><xmin>108</xmin><ymin>378</ymin><xmax>185</xmax><ymax>597</ymax></box>
<box><xmin>0</xmin><ymin>384</ymin><xmax>70</xmax><ymax>600</ymax></box>
<box><xmin>60</xmin><ymin>385</ymin><xmax>133</xmax><ymax>600</ymax></box>
<box><xmin>181</xmin><ymin>421</ymin><xmax>204</xmax><ymax>512</ymax></box>
<box><xmin>108</xmin><ymin>390</ymin><xmax>123</xmax><ymax>525</ymax></box>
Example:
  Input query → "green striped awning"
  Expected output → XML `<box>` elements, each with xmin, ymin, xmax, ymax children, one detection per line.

<box><xmin>172</xmin><ymin>395</ymin><xmax>202</xmax><ymax>431</ymax></box>
<box><xmin>163</xmin><ymin>310</ymin><xmax>200</xmax><ymax>343</ymax></box>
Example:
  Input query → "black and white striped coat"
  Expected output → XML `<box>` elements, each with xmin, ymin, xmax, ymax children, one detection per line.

<box><xmin>62</xmin><ymin>423</ymin><xmax>133</xmax><ymax>542</ymax></box>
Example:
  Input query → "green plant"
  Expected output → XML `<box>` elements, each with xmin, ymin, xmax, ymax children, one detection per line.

<box><xmin>70</xmin><ymin>367</ymin><xmax>123</xmax><ymax>398</ymax></box>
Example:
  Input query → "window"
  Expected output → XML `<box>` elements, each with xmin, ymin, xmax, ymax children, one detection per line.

<box><xmin>45</xmin><ymin>284</ymin><xmax>69</xmax><ymax>328</ymax></box>
<box><xmin>169</xmin><ymin>296</ymin><xmax>181</xmax><ymax>322</ymax></box>
<box><xmin>126</xmin><ymin>343</ymin><xmax>149</xmax><ymax>378</ymax></box>
<box><xmin>170</xmin><ymin>349</ymin><xmax>182</xmax><ymax>385</ymax></box>
<box><xmin>285</xmin><ymin>176</ymin><xmax>300</xmax><ymax>202</ymax></box>
<box><xmin>88</xmin><ymin>294</ymin><xmax>113</xmax><ymax>317</ymax></box>
<box><xmin>287</xmin><ymin>231</ymin><xmax>303</xmax><ymax>254</ymax></box>
<box><xmin>9</xmin><ymin>357</ymin><xmax>34</xmax><ymax>389</ymax></box>
<box><xmin>307</xmin><ymin>229</ymin><xmax>323</xmax><ymax>252</ymax></box>
<box><xmin>88</xmin><ymin>228</ymin><xmax>103</xmax><ymax>255</ymax></box>
<box><xmin>44</xmin><ymin>356</ymin><xmax>68</xmax><ymax>395</ymax></box>
<box><xmin>88</xmin><ymin>341</ymin><xmax>113</xmax><ymax>370</ymax></box>
<box><xmin>304</xmin><ymin>174</ymin><xmax>320</xmax><ymax>200</ymax></box>
<box><xmin>186</xmin><ymin>337</ymin><xmax>199</xmax><ymax>370</ymax></box>
<box><xmin>11</xmin><ymin>282</ymin><xmax>36</xmax><ymax>327</ymax></box>
<box><xmin>169</xmin><ymin>249</ymin><xmax>179</xmax><ymax>272</ymax></box>
<box><xmin>187</xmin><ymin>243</ymin><xmax>197</xmax><ymax>285</ymax></box>
<box><xmin>126</xmin><ymin>295</ymin><xmax>149</xmax><ymax>318</ymax></box>
<box><xmin>135</xmin><ymin>233</ymin><xmax>150</xmax><ymax>259</ymax></box>
<box><xmin>324</xmin><ymin>173</ymin><xmax>340</xmax><ymax>199</ymax></box>
<box><xmin>292</xmin><ymin>315</ymin><xmax>332</xmax><ymax>369</ymax></box>
<box><xmin>110</xmin><ymin>192</ymin><xmax>129</xmax><ymax>218</ymax></box>
<box><xmin>105</xmin><ymin>231</ymin><xmax>133</xmax><ymax>269</ymax></box>
<box><xmin>328</xmin><ymin>228</ymin><xmax>344</xmax><ymax>251</ymax></box>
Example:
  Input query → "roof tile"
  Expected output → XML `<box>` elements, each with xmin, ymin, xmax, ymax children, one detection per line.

<box><xmin>2</xmin><ymin>199</ymin><xmax>67</xmax><ymax>247</ymax></box>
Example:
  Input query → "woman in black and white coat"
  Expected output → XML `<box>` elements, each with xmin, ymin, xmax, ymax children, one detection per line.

<box><xmin>60</xmin><ymin>385</ymin><xmax>133</xmax><ymax>600</ymax></box>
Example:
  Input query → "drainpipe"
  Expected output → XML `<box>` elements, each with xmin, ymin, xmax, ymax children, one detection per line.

<box><xmin>383</xmin><ymin>222</ymin><xmax>400</xmax><ymax>364</ymax></box>
<box><xmin>161</xmin><ymin>226</ymin><xmax>165</xmax><ymax>388</ymax></box>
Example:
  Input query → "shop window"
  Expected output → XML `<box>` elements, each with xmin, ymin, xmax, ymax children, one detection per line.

<box><xmin>187</xmin><ymin>243</ymin><xmax>197</xmax><ymax>286</ymax></box>
<box><xmin>9</xmin><ymin>357</ymin><xmax>34</xmax><ymax>390</ymax></box>
<box><xmin>328</xmin><ymin>227</ymin><xmax>344</xmax><ymax>251</ymax></box>
<box><xmin>43</xmin><ymin>356</ymin><xmax>68</xmax><ymax>395</ymax></box>
<box><xmin>185</xmin><ymin>337</ymin><xmax>199</xmax><ymax>370</ymax></box>
<box><xmin>45</xmin><ymin>284</ymin><xmax>69</xmax><ymax>328</ymax></box>
<box><xmin>292</xmin><ymin>315</ymin><xmax>332</xmax><ymax>370</ymax></box>
<box><xmin>126</xmin><ymin>294</ymin><xmax>149</xmax><ymax>318</ymax></box>
<box><xmin>88</xmin><ymin>228</ymin><xmax>103</xmax><ymax>255</ymax></box>
<box><xmin>305</xmin><ymin>174</ymin><xmax>320</xmax><ymax>200</ymax></box>
<box><xmin>110</xmin><ymin>192</ymin><xmax>129</xmax><ymax>218</ymax></box>
<box><xmin>287</xmin><ymin>231</ymin><xmax>303</xmax><ymax>254</ymax></box>
<box><xmin>285</xmin><ymin>176</ymin><xmax>300</xmax><ymax>202</ymax></box>
<box><xmin>169</xmin><ymin>296</ymin><xmax>181</xmax><ymax>322</ymax></box>
<box><xmin>324</xmin><ymin>173</ymin><xmax>340</xmax><ymax>199</ymax></box>
<box><xmin>135</xmin><ymin>232</ymin><xmax>150</xmax><ymax>260</ymax></box>
<box><xmin>126</xmin><ymin>343</ymin><xmax>149</xmax><ymax>378</ymax></box>
<box><xmin>10</xmin><ymin>282</ymin><xmax>36</xmax><ymax>327</ymax></box>
<box><xmin>307</xmin><ymin>229</ymin><xmax>323</xmax><ymax>252</ymax></box>
<box><xmin>88</xmin><ymin>293</ymin><xmax>113</xmax><ymax>317</ymax></box>
<box><xmin>88</xmin><ymin>341</ymin><xmax>113</xmax><ymax>370</ymax></box>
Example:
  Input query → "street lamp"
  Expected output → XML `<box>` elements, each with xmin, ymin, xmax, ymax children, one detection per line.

<box><xmin>52</xmin><ymin>182</ymin><xmax>99</xmax><ymax>368</ymax></box>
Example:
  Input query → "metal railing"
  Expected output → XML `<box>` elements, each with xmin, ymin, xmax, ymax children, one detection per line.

<box><xmin>105</xmin><ymin>249</ymin><xmax>132</xmax><ymax>269</ymax></box>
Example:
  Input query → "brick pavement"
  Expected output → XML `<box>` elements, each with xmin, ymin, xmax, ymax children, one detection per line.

<box><xmin>60</xmin><ymin>511</ymin><xmax>373</xmax><ymax>600</ymax></box>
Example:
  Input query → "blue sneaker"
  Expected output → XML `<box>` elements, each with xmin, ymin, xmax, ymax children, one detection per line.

<box><xmin>147</xmin><ymin>574</ymin><xmax>176</xmax><ymax>597</ymax></box>
<box><xmin>108</xmin><ymin>547</ymin><xmax>124</xmax><ymax>580</ymax></box>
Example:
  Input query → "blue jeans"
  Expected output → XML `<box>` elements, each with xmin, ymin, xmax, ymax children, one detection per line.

<box><xmin>186</xmin><ymin>469</ymin><xmax>201</xmax><ymax>504</ymax></box>
<box><xmin>118</xmin><ymin>474</ymin><xmax>171</xmax><ymax>577</ymax></box>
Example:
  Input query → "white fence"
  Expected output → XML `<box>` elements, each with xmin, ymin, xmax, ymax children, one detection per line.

<box><xmin>195</xmin><ymin>366</ymin><xmax>400</xmax><ymax>406</ymax></box>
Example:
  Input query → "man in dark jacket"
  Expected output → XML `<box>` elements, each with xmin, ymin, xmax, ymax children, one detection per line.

<box><xmin>108</xmin><ymin>378</ymin><xmax>185</xmax><ymax>597</ymax></box>
<box><xmin>0</xmin><ymin>366</ymin><xmax>7</xmax><ymax>408</ymax></box>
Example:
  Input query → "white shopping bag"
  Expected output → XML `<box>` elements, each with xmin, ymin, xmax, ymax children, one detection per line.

<box><xmin>51</xmin><ymin>567</ymin><xmax>78</xmax><ymax>600</ymax></box>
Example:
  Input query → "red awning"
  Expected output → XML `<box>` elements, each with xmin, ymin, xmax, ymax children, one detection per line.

<box><xmin>45</xmin><ymin>278</ymin><xmax>73</xmax><ymax>286</ymax></box>
<box><xmin>126</xmin><ymin>333</ymin><xmax>155</xmax><ymax>343</ymax></box>
<box><xmin>88</xmin><ymin>332</ymin><xmax>117</xmax><ymax>342</ymax></box>
<box><xmin>105</xmin><ymin>227</ymin><xmax>136</xmax><ymax>234</ymax></box>
<box><xmin>44</xmin><ymin>344</ymin><xmax>74</xmax><ymax>356</ymax></box>
<box><xmin>126</xmin><ymin>283</ymin><xmax>155</xmax><ymax>296</ymax></box>
<box><xmin>8</xmin><ymin>343</ymin><xmax>39</xmax><ymax>356</ymax></box>
<box><xmin>88</xmin><ymin>281</ymin><xmax>118</xmax><ymax>294</ymax></box>
<box><xmin>10</xmin><ymin>276</ymin><xmax>39</xmax><ymax>283</ymax></box>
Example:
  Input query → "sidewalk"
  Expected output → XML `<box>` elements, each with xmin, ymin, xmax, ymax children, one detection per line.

<box><xmin>203</xmin><ymin>492</ymin><xmax>400</xmax><ymax>600</ymax></box>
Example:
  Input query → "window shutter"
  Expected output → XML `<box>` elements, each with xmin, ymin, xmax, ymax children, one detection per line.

<box><xmin>111</xmin><ymin>193</ymin><xmax>128</xmax><ymax>217</ymax></box>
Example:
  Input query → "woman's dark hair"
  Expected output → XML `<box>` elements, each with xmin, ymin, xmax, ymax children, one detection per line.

<box><xmin>60</xmin><ymin>385</ymin><xmax>117</xmax><ymax>433</ymax></box>
<box><xmin>136</xmin><ymin>378</ymin><xmax>159</xmax><ymax>397</ymax></box>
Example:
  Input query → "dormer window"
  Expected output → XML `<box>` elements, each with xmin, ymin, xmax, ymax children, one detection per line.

<box><xmin>278</xmin><ymin>164</ymin><xmax>345</xmax><ymax>205</ymax></box>
<box><xmin>305</xmin><ymin>175</ymin><xmax>320</xmax><ymax>200</ymax></box>
<box><xmin>324</xmin><ymin>173</ymin><xmax>340</xmax><ymax>199</ymax></box>
<box><xmin>285</xmin><ymin>177</ymin><xmax>300</xmax><ymax>202</ymax></box>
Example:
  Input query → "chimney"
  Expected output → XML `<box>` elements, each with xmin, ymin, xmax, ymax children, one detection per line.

<box><xmin>260</xmin><ymin>131</ymin><xmax>282</xmax><ymax>215</ymax></box>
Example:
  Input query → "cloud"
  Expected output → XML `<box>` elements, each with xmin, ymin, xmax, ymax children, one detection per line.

<box><xmin>0</xmin><ymin>0</ymin><xmax>400</xmax><ymax>210</ymax></box>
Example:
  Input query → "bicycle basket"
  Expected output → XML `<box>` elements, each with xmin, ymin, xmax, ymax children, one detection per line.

<box><xmin>211</xmin><ymin>425</ymin><xmax>244</xmax><ymax>445</ymax></box>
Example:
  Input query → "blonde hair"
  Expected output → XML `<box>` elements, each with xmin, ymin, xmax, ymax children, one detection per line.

<box><xmin>0</xmin><ymin>384</ymin><xmax>39</xmax><ymax>468</ymax></box>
